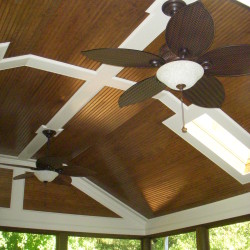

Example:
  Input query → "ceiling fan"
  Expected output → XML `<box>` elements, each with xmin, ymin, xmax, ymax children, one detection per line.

<box><xmin>0</xmin><ymin>129</ymin><xmax>96</xmax><ymax>184</ymax></box>
<box><xmin>81</xmin><ymin>1</ymin><xmax>250</xmax><ymax>112</ymax></box>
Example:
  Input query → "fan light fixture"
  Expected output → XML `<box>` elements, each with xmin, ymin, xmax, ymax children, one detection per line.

<box><xmin>34</xmin><ymin>170</ymin><xmax>58</xmax><ymax>183</ymax></box>
<box><xmin>156</xmin><ymin>60</ymin><xmax>204</xmax><ymax>90</ymax></box>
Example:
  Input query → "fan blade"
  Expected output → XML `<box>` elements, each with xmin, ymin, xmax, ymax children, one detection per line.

<box><xmin>61</xmin><ymin>164</ymin><xmax>96</xmax><ymax>177</ymax></box>
<box><xmin>53</xmin><ymin>175</ymin><xmax>72</xmax><ymax>185</ymax></box>
<box><xmin>183</xmin><ymin>76</ymin><xmax>225</xmax><ymax>108</ymax></box>
<box><xmin>118</xmin><ymin>76</ymin><xmax>166</xmax><ymax>107</ymax></box>
<box><xmin>198</xmin><ymin>45</ymin><xmax>250</xmax><ymax>76</ymax></box>
<box><xmin>37</xmin><ymin>156</ymin><xmax>66</xmax><ymax>169</ymax></box>
<box><xmin>165</xmin><ymin>1</ymin><xmax>214</xmax><ymax>58</ymax></box>
<box><xmin>82</xmin><ymin>48</ymin><xmax>165</xmax><ymax>68</ymax></box>
<box><xmin>13</xmin><ymin>172</ymin><xmax>34</xmax><ymax>180</ymax></box>
<box><xmin>0</xmin><ymin>163</ymin><xmax>35</xmax><ymax>170</ymax></box>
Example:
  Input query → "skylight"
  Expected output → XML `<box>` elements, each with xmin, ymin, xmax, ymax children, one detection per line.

<box><xmin>186</xmin><ymin>114</ymin><xmax>249</xmax><ymax>175</ymax></box>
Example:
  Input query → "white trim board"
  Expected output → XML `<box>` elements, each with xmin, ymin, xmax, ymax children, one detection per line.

<box><xmin>0</xmin><ymin>208</ymin><xmax>145</xmax><ymax>235</ymax></box>
<box><xmin>146</xmin><ymin>193</ymin><xmax>250</xmax><ymax>235</ymax></box>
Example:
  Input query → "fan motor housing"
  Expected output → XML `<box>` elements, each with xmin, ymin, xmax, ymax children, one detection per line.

<box><xmin>162</xmin><ymin>0</ymin><xmax>187</xmax><ymax>17</ymax></box>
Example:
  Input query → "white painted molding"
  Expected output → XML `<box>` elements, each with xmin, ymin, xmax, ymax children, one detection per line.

<box><xmin>0</xmin><ymin>154</ymin><xmax>36</xmax><ymax>168</ymax></box>
<box><xmin>163</xmin><ymin>105</ymin><xmax>250</xmax><ymax>184</ymax></box>
<box><xmin>236</xmin><ymin>0</ymin><xmax>250</xmax><ymax>7</ymax></box>
<box><xmin>10</xmin><ymin>169</ymin><xmax>25</xmax><ymax>211</ymax></box>
<box><xmin>72</xmin><ymin>177</ymin><xmax>147</xmax><ymax>225</ymax></box>
<box><xmin>146</xmin><ymin>193</ymin><xmax>250</xmax><ymax>235</ymax></box>
<box><xmin>0</xmin><ymin>55</ymin><xmax>29</xmax><ymax>70</ymax></box>
<box><xmin>26</xmin><ymin>55</ymin><xmax>97</xmax><ymax>81</ymax></box>
<box><xmin>0</xmin><ymin>42</ymin><xmax>10</xmax><ymax>60</ymax></box>
<box><xmin>0</xmin><ymin>208</ymin><xmax>145</xmax><ymax>235</ymax></box>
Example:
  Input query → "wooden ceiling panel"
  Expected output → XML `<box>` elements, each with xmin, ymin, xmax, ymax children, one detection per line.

<box><xmin>0</xmin><ymin>168</ymin><xmax>13</xmax><ymax>208</ymax></box>
<box><xmin>35</xmin><ymin>87</ymin><xmax>154</xmax><ymax>159</ymax></box>
<box><xmin>0</xmin><ymin>0</ymin><xmax>154</xmax><ymax>69</ymax></box>
<box><xmin>0</xmin><ymin>67</ymin><xmax>83</xmax><ymax>156</ymax></box>
<box><xmin>203</xmin><ymin>0</ymin><xmax>250</xmax><ymax>50</ymax></box>
<box><xmin>69</xmin><ymin>100</ymin><xmax>173</xmax><ymax>218</ymax></box>
<box><xmin>69</xmin><ymin>97</ymin><xmax>250</xmax><ymax>218</ymax></box>
<box><xmin>23</xmin><ymin>175</ymin><xmax>119</xmax><ymax>217</ymax></box>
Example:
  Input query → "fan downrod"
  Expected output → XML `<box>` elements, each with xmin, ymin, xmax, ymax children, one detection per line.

<box><xmin>162</xmin><ymin>0</ymin><xmax>186</xmax><ymax>17</ymax></box>
<box><xmin>42</xmin><ymin>129</ymin><xmax>56</xmax><ymax>139</ymax></box>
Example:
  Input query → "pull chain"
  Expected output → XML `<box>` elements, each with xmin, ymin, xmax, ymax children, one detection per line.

<box><xmin>177</xmin><ymin>84</ymin><xmax>187</xmax><ymax>133</ymax></box>
<box><xmin>180</xmin><ymin>89</ymin><xmax>187</xmax><ymax>133</ymax></box>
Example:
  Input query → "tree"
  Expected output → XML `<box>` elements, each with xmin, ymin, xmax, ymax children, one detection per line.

<box><xmin>151</xmin><ymin>221</ymin><xmax>249</xmax><ymax>250</ymax></box>
<box><xmin>68</xmin><ymin>237</ymin><xmax>141</xmax><ymax>250</ymax></box>
<box><xmin>151</xmin><ymin>232</ymin><xmax>196</xmax><ymax>250</ymax></box>
<box><xmin>209</xmin><ymin>221</ymin><xmax>249</xmax><ymax>250</ymax></box>
<box><xmin>0</xmin><ymin>231</ymin><xmax>56</xmax><ymax>250</ymax></box>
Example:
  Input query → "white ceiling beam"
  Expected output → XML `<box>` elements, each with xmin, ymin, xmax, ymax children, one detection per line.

<box><xmin>0</xmin><ymin>154</ymin><xmax>36</xmax><ymax>168</ymax></box>
<box><xmin>236</xmin><ymin>0</ymin><xmax>250</xmax><ymax>7</ymax></box>
<box><xmin>10</xmin><ymin>169</ymin><xmax>25</xmax><ymax>211</ymax></box>
<box><xmin>0</xmin><ymin>42</ymin><xmax>10</xmax><ymax>60</ymax></box>
<box><xmin>0</xmin><ymin>208</ymin><xmax>145</xmax><ymax>235</ymax></box>
<box><xmin>26</xmin><ymin>55</ymin><xmax>97</xmax><ymax>81</ymax></box>
<box><xmin>0</xmin><ymin>55</ymin><xmax>29</xmax><ymax>70</ymax></box>
<box><xmin>146</xmin><ymin>193</ymin><xmax>250</xmax><ymax>235</ymax></box>
<box><xmin>72</xmin><ymin>177</ymin><xmax>147</xmax><ymax>226</ymax></box>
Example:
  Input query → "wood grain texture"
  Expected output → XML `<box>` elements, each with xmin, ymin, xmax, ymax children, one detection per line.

<box><xmin>0</xmin><ymin>168</ymin><xmax>13</xmax><ymax>208</ymax></box>
<box><xmin>23</xmin><ymin>175</ymin><xmax>119</xmax><ymax>217</ymax></box>
<box><xmin>0</xmin><ymin>0</ymin><xmax>153</xmax><ymax>69</ymax></box>
<box><xmin>35</xmin><ymin>87</ymin><xmax>154</xmax><ymax>159</ymax></box>
<box><xmin>0</xmin><ymin>68</ymin><xmax>83</xmax><ymax>156</ymax></box>
<box><xmin>66</xmin><ymin>91</ymin><xmax>250</xmax><ymax>218</ymax></box>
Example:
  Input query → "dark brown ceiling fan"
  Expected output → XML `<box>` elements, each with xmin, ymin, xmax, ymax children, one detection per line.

<box><xmin>81</xmin><ymin>0</ymin><xmax>250</xmax><ymax>109</ymax></box>
<box><xmin>0</xmin><ymin>129</ymin><xmax>96</xmax><ymax>184</ymax></box>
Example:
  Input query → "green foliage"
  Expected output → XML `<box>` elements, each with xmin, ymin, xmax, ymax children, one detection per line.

<box><xmin>152</xmin><ymin>221</ymin><xmax>250</xmax><ymax>250</ymax></box>
<box><xmin>0</xmin><ymin>231</ymin><xmax>56</xmax><ymax>250</ymax></box>
<box><xmin>68</xmin><ymin>236</ymin><xmax>141</xmax><ymax>250</ymax></box>
<box><xmin>151</xmin><ymin>232</ymin><xmax>196</xmax><ymax>250</ymax></box>
<box><xmin>209</xmin><ymin>221</ymin><xmax>250</xmax><ymax>250</ymax></box>
<box><xmin>0</xmin><ymin>221</ymin><xmax>249</xmax><ymax>249</ymax></box>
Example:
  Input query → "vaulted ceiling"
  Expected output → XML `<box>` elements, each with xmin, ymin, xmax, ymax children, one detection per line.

<box><xmin>0</xmin><ymin>0</ymin><xmax>249</xmax><ymax>219</ymax></box>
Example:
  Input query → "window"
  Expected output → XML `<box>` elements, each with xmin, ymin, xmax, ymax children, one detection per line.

<box><xmin>209</xmin><ymin>221</ymin><xmax>250</xmax><ymax>249</ymax></box>
<box><xmin>0</xmin><ymin>231</ymin><xmax>56</xmax><ymax>250</ymax></box>
<box><xmin>186</xmin><ymin>114</ymin><xmax>249</xmax><ymax>174</ymax></box>
<box><xmin>151</xmin><ymin>231</ymin><xmax>197</xmax><ymax>250</ymax></box>
<box><xmin>68</xmin><ymin>236</ymin><xmax>141</xmax><ymax>250</ymax></box>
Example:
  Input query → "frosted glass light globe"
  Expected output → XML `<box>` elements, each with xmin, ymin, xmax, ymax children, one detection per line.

<box><xmin>156</xmin><ymin>60</ymin><xmax>204</xmax><ymax>90</ymax></box>
<box><xmin>34</xmin><ymin>170</ymin><xmax>58</xmax><ymax>182</ymax></box>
